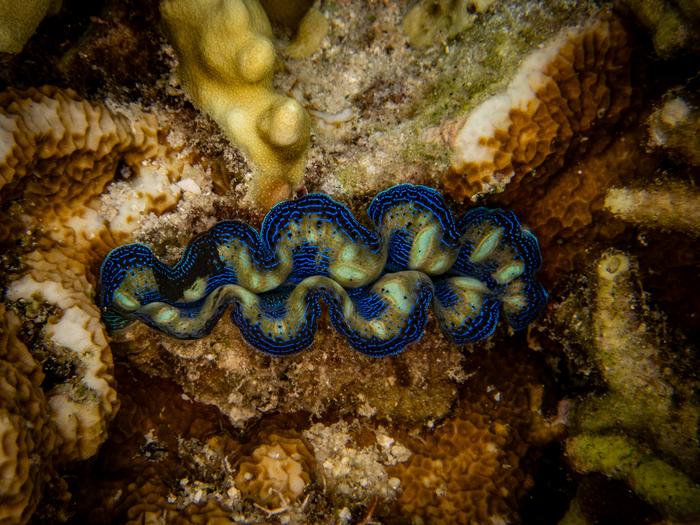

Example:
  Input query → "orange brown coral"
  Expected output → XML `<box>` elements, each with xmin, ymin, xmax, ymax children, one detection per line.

<box><xmin>445</xmin><ymin>11</ymin><xmax>634</xmax><ymax>203</ymax></box>
<box><xmin>498</xmin><ymin>126</ymin><xmax>660</xmax><ymax>286</ymax></box>
<box><xmin>69</xmin><ymin>366</ymin><xmax>244</xmax><ymax>525</ymax></box>
<box><xmin>386</xmin><ymin>348</ymin><xmax>563</xmax><ymax>525</ymax></box>
<box><xmin>0</xmin><ymin>304</ymin><xmax>58</xmax><ymax>525</ymax></box>
<box><xmin>0</xmin><ymin>85</ymin><xmax>195</xmax><ymax>262</ymax></box>
<box><xmin>235</xmin><ymin>429</ymin><xmax>316</xmax><ymax>509</ymax></box>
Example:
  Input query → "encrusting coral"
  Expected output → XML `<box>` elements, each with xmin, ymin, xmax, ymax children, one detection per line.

<box><xmin>559</xmin><ymin>250</ymin><xmax>700</xmax><ymax>522</ymax></box>
<box><xmin>444</xmin><ymin>11</ymin><xmax>633</xmax><ymax>202</ymax></box>
<box><xmin>502</xmin><ymin>125</ymin><xmax>657</xmax><ymax>286</ymax></box>
<box><xmin>160</xmin><ymin>0</ymin><xmax>311</xmax><ymax>210</ymax></box>
<box><xmin>68</xmin><ymin>366</ymin><xmax>243</xmax><ymax>525</ymax></box>
<box><xmin>0</xmin><ymin>305</ymin><xmax>58</xmax><ymax>525</ymax></box>
<box><xmin>235</xmin><ymin>429</ymin><xmax>316</xmax><ymax>509</ymax></box>
<box><xmin>402</xmin><ymin>0</ymin><xmax>497</xmax><ymax>48</ymax></box>
<box><xmin>113</xmin><ymin>312</ymin><xmax>467</xmax><ymax>428</ymax></box>
<box><xmin>386</xmin><ymin>348</ymin><xmax>565</xmax><ymax>525</ymax></box>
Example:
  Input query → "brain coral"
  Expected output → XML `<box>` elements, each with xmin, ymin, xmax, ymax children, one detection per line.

<box><xmin>0</xmin><ymin>304</ymin><xmax>57</xmax><ymax>525</ymax></box>
<box><xmin>0</xmin><ymin>86</ymin><xmax>201</xmax><ymax>462</ymax></box>
<box><xmin>386</xmin><ymin>348</ymin><xmax>564</xmax><ymax>525</ymax></box>
<box><xmin>235</xmin><ymin>430</ymin><xmax>316</xmax><ymax>509</ymax></box>
<box><xmin>0</xmin><ymin>86</ymin><xmax>193</xmax><ymax>257</ymax></box>
<box><xmin>445</xmin><ymin>11</ymin><xmax>633</xmax><ymax>202</ymax></box>
<box><xmin>69</xmin><ymin>366</ymin><xmax>243</xmax><ymax>524</ymax></box>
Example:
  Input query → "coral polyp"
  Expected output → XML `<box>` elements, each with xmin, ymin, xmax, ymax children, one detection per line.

<box><xmin>99</xmin><ymin>185</ymin><xmax>546</xmax><ymax>356</ymax></box>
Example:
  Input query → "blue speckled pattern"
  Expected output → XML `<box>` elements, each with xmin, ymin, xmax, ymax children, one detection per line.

<box><xmin>98</xmin><ymin>184</ymin><xmax>547</xmax><ymax>356</ymax></box>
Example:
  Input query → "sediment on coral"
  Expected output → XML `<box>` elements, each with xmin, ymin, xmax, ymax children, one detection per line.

<box><xmin>559</xmin><ymin>249</ymin><xmax>700</xmax><ymax>521</ymax></box>
<box><xmin>0</xmin><ymin>86</ymin><xmax>193</xmax><ymax>259</ymax></box>
<box><xmin>444</xmin><ymin>11</ymin><xmax>634</xmax><ymax>202</ymax></box>
<box><xmin>113</xmin><ymin>314</ymin><xmax>467</xmax><ymax>429</ymax></box>
<box><xmin>0</xmin><ymin>85</ymin><xmax>207</xmax><ymax>463</ymax></box>
<box><xmin>160</xmin><ymin>0</ymin><xmax>311</xmax><ymax>209</ymax></box>
<box><xmin>605</xmin><ymin>183</ymin><xmax>700</xmax><ymax>234</ymax></box>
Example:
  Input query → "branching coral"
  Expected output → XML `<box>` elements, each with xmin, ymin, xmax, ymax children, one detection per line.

<box><xmin>99</xmin><ymin>185</ymin><xmax>547</xmax><ymax>356</ymax></box>
<box><xmin>647</xmin><ymin>89</ymin><xmax>700</xmax><ymax>166</ymax></box>
<box><xmin>619</xmin><ymin>0</ymin><xmax>700</xmax><ymax>57</ymax></box>
<box><xmin>160</xmin><ymin>0</ymin><xmax>311</xmax><ymax>209</ymax></box>
<box><xmin>560</xmin><ymin>250</ymin><xmax>700</xmax><ymax>521</ymax></box>
<box><xmin>605</xmin><ymin>183</ymin><xmax>700</xmax><ymax>234</ymax></box>
<box><xmin>445</xmin><ymin>11</ymin><xmax>633</xmax><ymax>202</ymax></box>
<box><xmin>566</xmin><ymin>434</ymin><xmax>700</xmax><ymax>522</ymax></box>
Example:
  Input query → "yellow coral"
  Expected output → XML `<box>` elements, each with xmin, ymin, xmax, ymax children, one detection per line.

<box><xmin>161</xmin><ymin>0</ymin><xmax>310</xmax><ymax>209</ymax></box>
<box><xmin>0</xmin><ymin>0</ymin><xmax>60</xmax><ymax>53</ymax></box>
<box><xmin>235</xmin><ymin>432</ymin><xmax>315</xmax><ymax>508</ymax></box>
<box><xmin>445</xmin><ymin>12</ymin><xmax>633</xmax><ymax>201</ymax></box>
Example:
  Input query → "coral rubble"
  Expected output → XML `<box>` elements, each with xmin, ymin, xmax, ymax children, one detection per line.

<box><xmin>160</xmin><ymin>0</ymin><xmax>311</xmax><ymax>209</ymax></box>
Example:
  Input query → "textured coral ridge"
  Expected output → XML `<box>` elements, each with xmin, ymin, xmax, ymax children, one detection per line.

<box><xmin>446</xmin><ymin>11</ymin><xmax>632</xmax><ymax>201</ymax></box>
<box><xmin>99</xmin><ymin>184</ymin><xmax>546</xmax><ymax>356</ymax></box>
<box><xmin>0</xmin><ymin>304</ymin><xmax>58</xmax><ymax>525</ymax></box>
